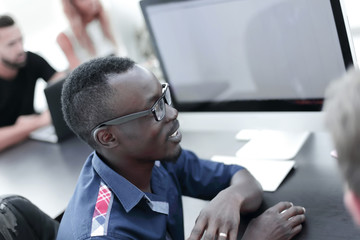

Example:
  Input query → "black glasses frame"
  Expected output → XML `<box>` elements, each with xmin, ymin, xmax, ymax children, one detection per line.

<box><xmin>92</xmin><ymin>83</ymin><xmax>171</xmax><ymax>139</ymax></box>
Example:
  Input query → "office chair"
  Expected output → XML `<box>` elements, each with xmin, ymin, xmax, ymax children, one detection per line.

<box><xmin>0</xmin><ymin>195</ymin><xmax>59</xmax><ymax>240</ymax></box>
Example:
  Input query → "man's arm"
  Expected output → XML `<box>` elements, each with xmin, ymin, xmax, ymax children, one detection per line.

<box><xmin>229</xmin><ymin>169</ymin><xmax>263</xmax><ymax>212</ymax></box>
<box><xmin>48</xmin><ymin>71</ymin><xmax>67</xmax><ymax>83</ymax></box>
<box><xmin>56</xmin><ymin>32</ymin><xmax>81</xmax><ymax>70</ymax></box>
<box><xmin>187</xmin><ymin>169</ymin><xmax>263</xmax><ymax>240</ymax></box>
<box><xmin>0</xmin><ymin>111</ymin><xmax>51</xmax><ymax>152</ymax></box>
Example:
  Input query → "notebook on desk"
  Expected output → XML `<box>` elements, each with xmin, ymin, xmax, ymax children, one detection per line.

<box><xmin>29</xmin><ymin>78</ymin><xmax>73</xmax><ymax>143</ymax></box>
<box><xmin>211</xmin><ymin>155</ymin><xmax>295</xmax><ymax>192</ymax></box>
<box><xmin>235</xmin><ymin>130</ymin><xmax>310</xmax><ymax>160</ymax></box>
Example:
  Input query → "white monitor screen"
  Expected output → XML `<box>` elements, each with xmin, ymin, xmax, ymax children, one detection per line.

<box><xmin>141</xmin><ymin>0</ymin><xmax>355</xmax><ymax>111</ymax></box>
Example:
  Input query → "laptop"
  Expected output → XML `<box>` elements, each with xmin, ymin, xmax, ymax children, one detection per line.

<box><xmin>29</xmin><ymin>78</ymin><xmax>74</xmax><ymax>143</ymax></box>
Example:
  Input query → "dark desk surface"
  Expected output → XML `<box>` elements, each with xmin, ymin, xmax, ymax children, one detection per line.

<box><xmin>180</xmin><ymin>130</ymin><xmax>359</xmax><ymax>240</ymax></box>
<box><xmin>0</xmin><ymin>137</ymin><xmax>92</xmax><ymax>218</ymax></box>
<box><xmin>0</xmin><ymin>114</ymin><xmax>358</xmax><ymax>239</ymax></box>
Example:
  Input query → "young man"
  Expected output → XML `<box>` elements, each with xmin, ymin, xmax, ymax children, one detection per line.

<box><xmin>57</xmin><ymin>56</ymin><xmax>305</xmax><ymax>240</ymax></box>
<box><xmin>0</xmin><ymin>15</ymin><xmax>63</xmax><ymax>151</ymax></box>
<box><xmin>324</xmin><ymin>68</ymin><xmax>360</xmax><ymax>226</ymax></box>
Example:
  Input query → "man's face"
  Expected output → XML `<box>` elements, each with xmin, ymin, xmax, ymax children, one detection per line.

<box><xmin>0</xmin><ymin>24</ymin><xmax>26</xmax><ymax>69</ymax></box>
<box><xmin>108</xmin><ymin>65</ymin><xmax>182</xmax><ymax>163</ymax></box>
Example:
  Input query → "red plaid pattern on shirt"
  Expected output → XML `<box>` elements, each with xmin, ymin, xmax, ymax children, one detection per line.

<box><xmin>91</xmin><ymin>181</ymin><xmax>112</xmax><ymax>236</ymax></box>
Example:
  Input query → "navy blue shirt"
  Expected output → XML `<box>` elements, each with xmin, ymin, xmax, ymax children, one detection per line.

<box><xmin>57</xmin><ymin>149</ymin><xmax>244</xmax><ymax>240</ymax></box>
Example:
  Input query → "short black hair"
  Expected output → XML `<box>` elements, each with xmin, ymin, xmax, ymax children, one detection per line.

<box><xmin>0</xmin><ymin>15</ymin><xmax>15</xmax><ymax>28</ymax></box>
<box><xmin>61</xmin><ymin>56</ymin><xmax>135</xmax><ymax>148</ymax></box>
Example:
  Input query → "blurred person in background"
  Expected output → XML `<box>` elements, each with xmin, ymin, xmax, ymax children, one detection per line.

<box><xmin>0</xmin><ymin>14</ymin><xmax>63</xmax><ymax>152</ymax></box>
<box><xmin>57</xmin><ymin>0</ymin><xmax>126</xmax><ymax>70</ymax></box>
<box><xmin>58</xmin><ymin>0</ymin><xmax>162</xmax><ymax>80</ymax></box>
<box><xmin>324</xmin><ymin>67</ymin><xmax>360</xmax><ymax>227</ymax></box>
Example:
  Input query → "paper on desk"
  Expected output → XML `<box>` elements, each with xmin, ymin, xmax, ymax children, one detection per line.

<box><xmin>211</xmin><ymin>155</ymin><xmax>295</xmax><ymax>192</ymax></box>
<box><xmin>235</xmin><ymin>130</ymin><xmax>310</xmax><ymax>160</ymax></box>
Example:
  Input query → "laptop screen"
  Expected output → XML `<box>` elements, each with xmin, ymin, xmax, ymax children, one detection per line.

<box><xmin>44</xmin><ymin>78</ymin><xmax>73</xmax><ymax>141</ymax></box>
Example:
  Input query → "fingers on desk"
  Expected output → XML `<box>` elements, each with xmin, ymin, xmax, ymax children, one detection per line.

<box><xmin>187</xmin><ymin>220</ymin><xmax>238</xmax><ymax>240</ymax></box>
<box><xmin>277</xmin><ymin>201</ymin><xmax>306</xmax><ymax>237</ymax></box>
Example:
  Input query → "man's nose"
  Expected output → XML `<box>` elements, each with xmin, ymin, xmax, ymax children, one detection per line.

<box><xmin>15</xmin><ymin>41</ymin><xmax>24</xmax><ymax>53</ymax></box>
<box><xmin>165</xmin><ymin>104</ymin><xmax>178</xmax><ymax>122</ymax></box>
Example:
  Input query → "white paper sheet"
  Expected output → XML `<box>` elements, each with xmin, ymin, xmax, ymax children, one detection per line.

<box><xmin>235</xmin><ymin>130</ymin><xmax>310</xmax><ymax>160</ymax></box>
<box><xmin>211</xmin><ymin>155</ymin><xmax>296</xmax><ymax>192</ymax></box>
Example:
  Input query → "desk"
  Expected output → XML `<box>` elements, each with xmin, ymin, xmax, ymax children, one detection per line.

<box><xmin>180</xmin><ymin>129</ymin><xmax>359</xmax><ymax>239</ymax></box>
<box><xmin>0</xmin><ymin>136</ymin><xmax>92</xmax><ymax>218</ymax></box>
<box><xmin>0</xmin><ymin>112</ymin><xmax>358</xmax><ymax>239</ymax></box>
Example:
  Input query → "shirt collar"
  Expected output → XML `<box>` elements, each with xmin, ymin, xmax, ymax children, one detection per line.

<box><xmin>91</xmin><ymin>152</ymin><xmax>169</xmax><ymax>215</ymax></box>
<box><xmin>91</xmin><ymin>152</ymin><xmax>145</xmax><ymax>213</ymax></box>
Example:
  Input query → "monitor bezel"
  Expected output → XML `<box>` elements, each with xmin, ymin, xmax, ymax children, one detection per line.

<box><xmin>140</xmin><ymin>0</ymin><xmax>354</xmax><ymax>112</ymax></box>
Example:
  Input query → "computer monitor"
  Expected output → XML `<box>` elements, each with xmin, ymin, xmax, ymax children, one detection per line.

<box><xmin>140</xmin><ymin>0</ymin><xmax>356</xmax><ymax>112</ymax></box>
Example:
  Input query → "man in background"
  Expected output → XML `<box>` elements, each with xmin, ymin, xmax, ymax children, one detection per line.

<box><xmin>324</xmin><ymin>67</ymin><xmax>360</xmax><ymax>226</ymax></box>
<box><xmin>0</xmin><ymin>14</ymin><xmax>63</xmax><ymax>151</ymax></box>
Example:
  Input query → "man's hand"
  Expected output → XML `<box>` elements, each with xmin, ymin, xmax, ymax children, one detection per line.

<box><xmin>187</xmin><ymin>169</ymin><xmax>263</xmax><ymax>240</ymax></box>
<box><xmin>0</xmin><ymin>111</ymin><xmax>52</xmax><ymax>152</ymax></box>
<box><xmin>15</xmin><ymin>111</ymin><xmax>51</xmax><ymax>129</ymax></box>
<box><xmin>187</xmin><ymin>188</ymin><xmax>242</xmax><ymax>240</ymax></box>
<box><xmin>242</xmin><ymin>202</ymin><xmax>306</xmax><ymax>240</ymax></box>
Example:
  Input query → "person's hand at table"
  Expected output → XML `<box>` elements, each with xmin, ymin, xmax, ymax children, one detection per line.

<box><xmin>187</xmin><ymin>169</ymin><xmax>263</xmax><ymax>240</ymax></box>
<box><xmin>15</xmin><ymin>110</ymin><xmax>51</xmax><ymax>130</ymax></box>
<box><xmin>0</xmin><ymin>110</ymin><xmax>52</xmax><ymax>152</ymax></box>
<box><xmin>187</xmin><ymin>188</ymin><xmax>242</xmax><ymax>240</ymax></box>
<box><xmin>242</xmin><ymin>201</ymin><xmax>306</xmax><ymax>240</ymax></box>
<box><xmin>187</xmin><ymin>197</ymin><xmax>305</xmax><ymax>240</ymax></box>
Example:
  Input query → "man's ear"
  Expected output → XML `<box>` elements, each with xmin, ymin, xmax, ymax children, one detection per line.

<box><xmin>94</xmin><ymin>127</ymin><xmax>119</xmax><ymax>148</ymax></box>
<box><xmin>344</xmin><ymin>189</ymin><xmax>360</xmax><ymax>226</ymax></box>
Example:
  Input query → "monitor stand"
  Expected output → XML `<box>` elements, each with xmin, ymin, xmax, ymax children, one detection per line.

<box><xmin>235</xmin><ymin>130</ymin><xmax>311</xmax><ymax>160</ymax></box>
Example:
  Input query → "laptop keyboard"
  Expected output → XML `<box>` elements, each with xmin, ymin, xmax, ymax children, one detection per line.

<box><xmin>29</xmin><ymin>125</ymin><xmax>58</xmax><ymax>143</ymax></box>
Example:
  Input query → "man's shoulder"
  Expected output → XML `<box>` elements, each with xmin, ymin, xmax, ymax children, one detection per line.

<box><xmin>58</xmin><ymin>176</ymin><xmax>134</xmax><ymax>240</ymax></box>
<box><xmin>20</xmin><ymin>51</ymin><xmax>48</xmax><ymax>71</ymax></box>
<box><xmin>57</xmin><ymin>172</ymin><xmax>102</xmax><ymax>239</ymax></box>
<box><xmin>25</xmin><ymin>51</ymin><xmax>46</xmax><ymax>63</ymax></box>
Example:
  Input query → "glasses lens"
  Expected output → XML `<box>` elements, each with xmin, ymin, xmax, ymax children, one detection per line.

<box><xmin>164</xmin><ymin>86</ymin><xmax>172</xmax><ymax>106</ymax></box>
<box><xmin>154</xmin><ymin>98</ymin><xmax>165</xmax><ymax>121</ymax></box>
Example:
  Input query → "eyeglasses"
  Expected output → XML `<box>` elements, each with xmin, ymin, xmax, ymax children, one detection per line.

<box><xmin>92</xmin><ymin>83</ymin><xmax>172</xmax><ymax>137</ymax></box>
